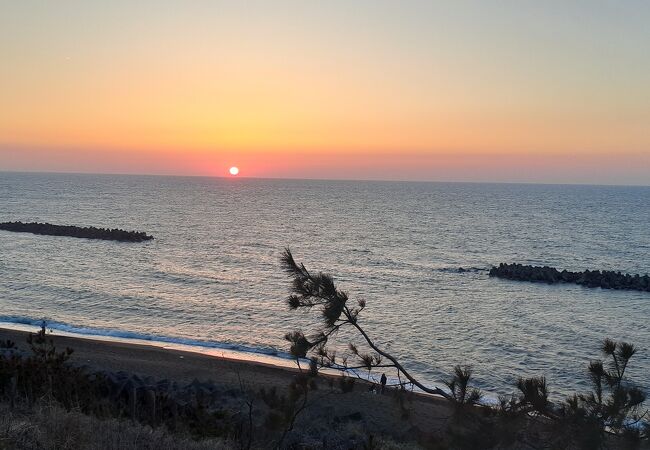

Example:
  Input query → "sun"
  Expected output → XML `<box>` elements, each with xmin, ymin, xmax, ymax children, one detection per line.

<box><xmin>229</xmin><ymin>166</ymin><xmax>239</xmax><ymax>176</ymax></box>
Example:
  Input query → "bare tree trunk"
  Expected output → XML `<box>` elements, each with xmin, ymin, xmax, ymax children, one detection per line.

<box><xmin>351</xmin><ymin>322</ymin><xmax>451</xmax><ymax>400</ymax></box>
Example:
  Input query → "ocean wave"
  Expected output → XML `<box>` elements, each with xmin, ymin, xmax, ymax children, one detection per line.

<box><xmin>0</xmin><ymin>316</ymin><xmax>543</xmax><ymax>403</ymax></box>
<box><xmin>0</xmin><ymin>315</ymin><xmax>292</xmax><ymax>360</ymax></box>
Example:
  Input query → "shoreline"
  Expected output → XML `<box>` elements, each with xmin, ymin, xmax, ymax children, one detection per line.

<box><xmin>0</xmin><ymin>324</ymin><xmax>449</xmax><ymax>398</ymax></box>
<box><xmin>0</xmin><ymin>321</ymin><xmax>477</xmax><ymax>403</ymax></box>
<box><xmin>0</xmin><ymin>325</ymin><xmax>458</xmax><ymax>446</ymax></box>
<box><xmin>1</xmin><ymin>322</ymin><xmax>640</xmax><ymax>447</ymax></box>
<box><xmin>0</xmin><ymin>320</ymin><xmax>300</xmax><ymax>371</ymax></box>
<box><xmin>0</xmin><ymin>325</ymin><xmax>320</xmax><ymax>395</ymax></box>
<box><xmin>0</xmin><ymin>322</ymin><xmax>303</xmax><ymax>377</ymax></box>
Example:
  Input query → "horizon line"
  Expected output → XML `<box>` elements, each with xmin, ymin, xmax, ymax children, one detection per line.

<box><xmin>1</xmin><ymin>168</ymin><xmax>649</xmax><ymax>189</ymax></box>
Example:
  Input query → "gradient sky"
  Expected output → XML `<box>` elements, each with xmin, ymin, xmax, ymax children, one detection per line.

<box><xmin>1</xmin><ymin>1</ymin><xmax>649</xmax><ymax>184</ymax></box>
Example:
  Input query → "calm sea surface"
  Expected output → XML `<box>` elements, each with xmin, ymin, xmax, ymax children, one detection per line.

<box><xmin>1</xmin><ymin>172</ymin><xmax>648</xmax><ymax>398</ymax></box>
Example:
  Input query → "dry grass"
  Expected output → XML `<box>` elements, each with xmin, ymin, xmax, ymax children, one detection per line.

<box><xmin>0</xmin><ymin>401</ymin><xmax>425</xmax><ymax>450</ymax></box>
<box><xmin>0</xmin><ymin>402</ymin><xmax>232</xmax><ymax>450</ymax></box>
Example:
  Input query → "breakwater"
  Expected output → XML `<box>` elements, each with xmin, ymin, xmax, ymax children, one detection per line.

<box><xmin>489</xmin><ymin>263</ymin><xmax>650</xmax><ymax>292</ymax></box>
<box><xmin>0</xmin><ymin>221</ymin><xmax>153</xmax><ymax>242</ymax></box>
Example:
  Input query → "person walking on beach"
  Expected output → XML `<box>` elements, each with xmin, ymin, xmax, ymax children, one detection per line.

<box><xmin>380</xmin><ymin>373</ymin><xmax>387</xmax><ymax>394</ymax></box>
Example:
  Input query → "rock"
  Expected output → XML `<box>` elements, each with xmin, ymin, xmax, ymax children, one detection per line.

<box><xmin>489</xmin><ymin>263</ymin><xmax>650</xmax><ymax>293</ymax></box>
<box><xmin>0</xmin><ymin>221</ymin><xmax>153</xmax><ymax>242</ymax></box>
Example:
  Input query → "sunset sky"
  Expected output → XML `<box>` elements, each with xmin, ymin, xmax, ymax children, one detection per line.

<box><xmin>1</xmin><ymin>1</ymin><xmax>649</xmax><ymax>184</ymax></box>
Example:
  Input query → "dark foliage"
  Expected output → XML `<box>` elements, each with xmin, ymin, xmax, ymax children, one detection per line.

<box><xmin>0</xmin><ymin>323</ymin><xmax>87</xmax><ymax>410</ymax></box>
<box><xmin>444</xmin><ymin>365</ymin><xmax>482</xmax><ymax>407</ymax></box>
<box><xmin>259</xmin><ymin>358</ymin><xmax>320</xmax><ymax>448</ymax></box>
<box><xmin>339</xmin><ymin>376</ymin><xmax>356</xmax><ymax>393</ymax></box>
<box><xmin>281</xmin><ymin>248</ymin><xmax>450</xmax><ymax>399</ymax></box>
<box><xmin>0</xmin><ymin>325</ymin><xmax>238</xmax><ymax>441</ymax></box>
<box><xmin>556</xmin><ymin>338</ymin><xmax>648</xmax><ymax>447</ymax></box>
<box><xmin>516</xmin><ymin>376</ymin><xmax>550</xmax><ymax>416</ymax></box>
<box><xmin>281</xmin><ymin>249</ymin><xmax>649</xmax><ymax>448</ymax></box>
<box><xmin>0</xmin><ymin>339</ymin><xmax>16</xmax><ymax>349</ymax></box>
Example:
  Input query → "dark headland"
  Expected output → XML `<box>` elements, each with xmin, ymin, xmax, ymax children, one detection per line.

<box><xmin>0</xmin><ymin>221</ymin><xmax>153</xmax><ymax>242</ymax></box>
<box><xmin>490</xmin><ymin>262</ymin><xmax>650</xmax><ymax>292</ymax></box>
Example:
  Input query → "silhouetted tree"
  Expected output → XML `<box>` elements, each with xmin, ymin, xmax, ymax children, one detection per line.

<box><xmin>558</xmin><ymin>338</ymin><xmax>648</xmax><ymax>445</ymax></box>
<box><xmin>445</xmin><ymin>365</ymin><xmax>482</xmax><ymax>407</ymax></box>
<box><xmin>516</xmin><ymin>376</ymin><xmax>551</xmax><ymax>417</ymax></box>
<box><xmin>281</xmin><ymin>248</ymin><xmax>450</xmax><ymax>399</ymax></box>
<box><xmin>279</xmin><ymin>249</ymin><xmax>650</xmax><ymax>446</ymax></box>
<box><xmin>260</xmin><ymin>358</ymin><xmax>319</xmax><ymax>448</ymax></box>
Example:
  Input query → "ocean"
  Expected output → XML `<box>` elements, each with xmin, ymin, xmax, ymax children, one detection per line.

<box><xmin>1</xmin><ymin>171</ymin><xmax>648</xmax><ymax>399</ymax></box>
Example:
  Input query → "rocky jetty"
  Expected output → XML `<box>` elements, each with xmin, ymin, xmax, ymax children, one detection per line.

<box><xmin>489</xmin><ymin>263</ymin><xmax>650</xmax><ymax>292</ymax></box>
<box><xmin>0</xmin><ymin>221</ymin><xmax>153</xmax><ymax>242</ymax></box>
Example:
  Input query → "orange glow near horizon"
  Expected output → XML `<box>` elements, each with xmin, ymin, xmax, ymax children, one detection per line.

<box><xmin>0</xmin><ymin>3</ymin><xmax>648</xmax><ymax>185</ymax></box>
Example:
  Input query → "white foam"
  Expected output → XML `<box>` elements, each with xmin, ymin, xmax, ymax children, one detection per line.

<box><xmin>0</xmin><ymin>316</ymin><xmax>299</xmax><ymax>369</ymax></box>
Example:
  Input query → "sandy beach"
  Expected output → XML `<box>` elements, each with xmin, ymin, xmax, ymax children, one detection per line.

<box><xmin>0</xmin><ymin>327</ymin><xmax>309</xmax><ymax>389</ymax></box>
<box><xmin>0</xmin><ymin>326</ymin><xmax>455</xmax><ymax>444</ymax></box>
